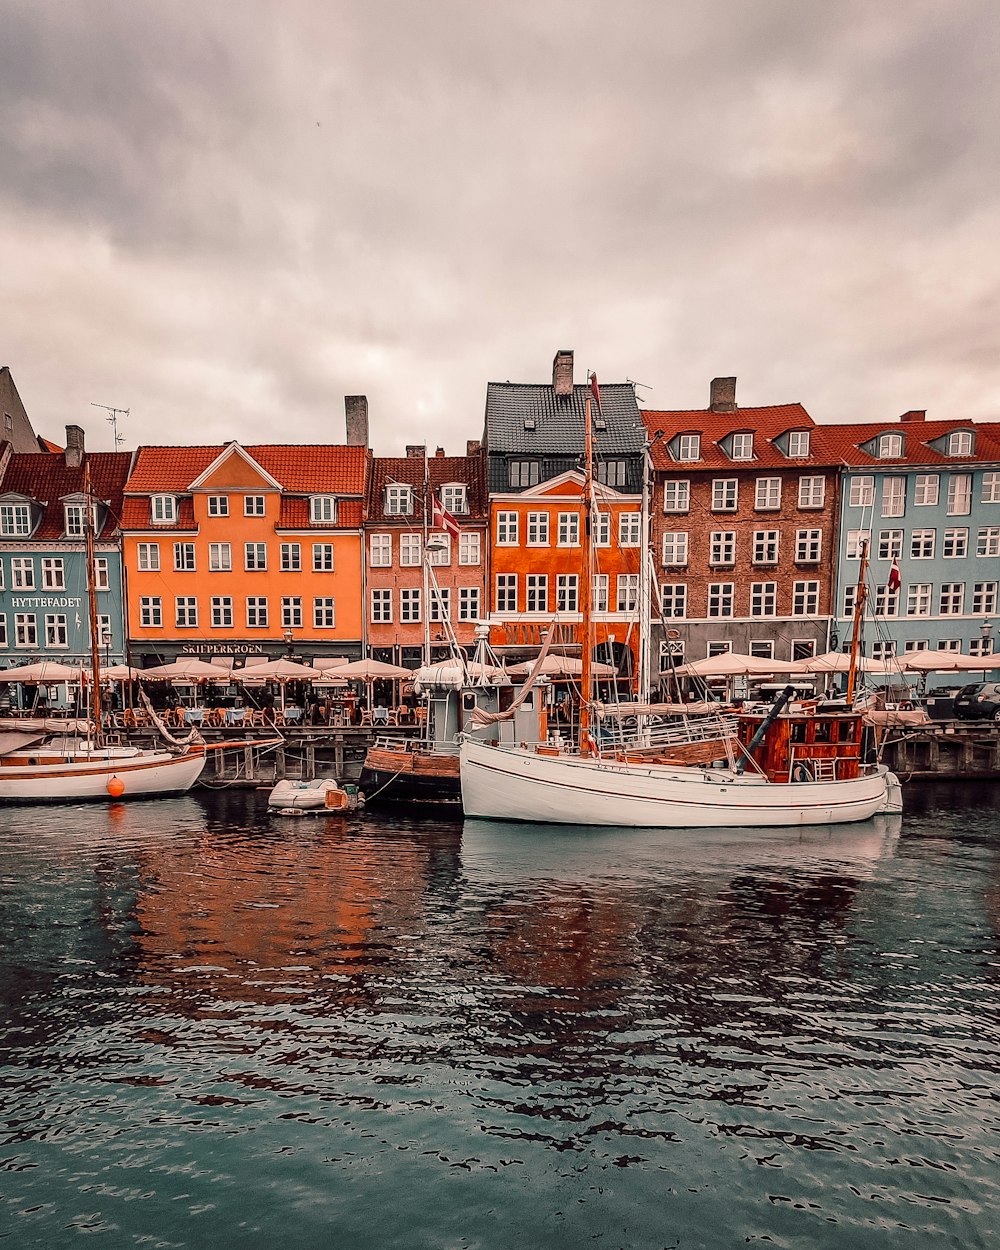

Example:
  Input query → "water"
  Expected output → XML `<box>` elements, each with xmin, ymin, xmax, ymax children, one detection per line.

<box><xmin>1</xmin><ymin>785</ymin><xmax>998</xmax><ymax>1249</ymax></box>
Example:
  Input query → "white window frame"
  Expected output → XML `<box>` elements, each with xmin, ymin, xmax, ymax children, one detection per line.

<box><xmin>526</xmin><ymin>574</ymin><xmax>548</xmax><ymax>614</ymax></box>
<box><xmin>211</xmin><ymin>596</ymin><xmax>234</xmax><ymax>628</ymax></box>
<box><xmin>557</xmin><ymin>512</ymin><xmax>580</xmax><ymax>546</ymax></box>
<box><xmin>458</xmin><ymin>586</ymin><xmax>480</xmax><ymax>621</ymax></box>
<box><xmin>709</xmin><ymin>531</ymin><xmax>736</xmax><ymax>566</ymax></box>
<box><xmin>44</xmin><ymin>613</ymin><xmax>68</xmax><ymax>648</ymax></box>
<box><xmin>787</xmin><ymin>430</ymin><xmax>810</xmax><ymax>457</ymax></box>
<box><xmin>881</xmin><ymin>476</ymin><xmax>905</xmax><ymax>517</ymax></box>
<box><xmin>791</xmin><ymin>580</ymin><xmax>819</xmax><ymax>617</ymax></box>
<box><xmin>755</xmin><ymin>478</ymin><xmax>781</xmax><ymax>510</ymax></box>
<box><xmin>526</xmin><ymin>512</ymin><xmax>550</xmax><ymax>546</ymax></box>
<box><xmin>707</xmin><ymin>583</ymin><xmax>734</xmax><ymax>618</ymax></box>
<box><xmin>369</xmin><ymin>533</ymin><xmax>392</xmax><ymax>567</ymax></box>
<box><xmin>310</xmin><ymin>496</ymin><xmax>337</xmax><ymax>524</ymax></box>
<box><xmin>731</xmin><ymin>432</ymin><xmax>754</xmax><ymax>460</ymax></box>
<box><xmin>496</xmin><ymin>511</ymin><xmax>519</xmax><ymax>546</ymax></box>
<box><xmin>207</xmin><ymin>495</ymin><xmax>229</xmax><ymax>517</ymax></box>
<box><xmin>42</xmin><ymin>557</ymin><xmax>65</xmax><ymax>590</ymax></box>
<box><xmin>281</xmin><ymin>597</ymin><xmax>303</xmax><ymax>628</ymax></box>
<box><xmin>750</xmin><ymin>582</ymin><xmax>777</xmax><ymax>617</ymax></box>
<box><xmin>209</xmin><ymin>542</ymin><xmax>232</xmax><ymax>572</ymax></box>
<box><xmin>795</xmin><ymin>529</ymin><xmax>822</xmax><ymax>563</ymax></box>
<box><xmin>244</xmin><ymin>495</ymin><xmax>266</xmax><ymax>517</ymax></box>
<box><xmin>138</xmin><ymin>542</ymin><xmax>160</xmax><ymax>572</ymax></box>
<box><xmin>173</xmin><ymin>542</ymin><xmax>196</xmax><ymax>572</ymax></box>
<box><xmin>753</xmin><ymin>530</ymin><xmax>779</xmax><ymax>565</ymax></box>
<box><xmin>370</xmin><ymin>588</ymin><xmax>392</xmax><ymax>623</ymax></box>
<box><xmin>676</xmin><ymin>433</ymin><xmax>700</xmax><ymax>462</ymax></box>
<box><xmin>942</xmin><ymin>528</ymin><xmax>968</xmax><ymax>559</ymax></box>
<box><xmin>312</xmin><ymin>543</ymin><xmax>335</xmax><ymax>572</ymax></box>
<box><xmin>280</xmin><ymin>543</ymin><xmax>301</xmax><ymax>572</ymax></box>
<box><xmin>662</xmin><ymin>480</ymin><xmax>690</xmax><ymax>513</ymax></box>
<box><xmin>151</xmin><ymin>495</ymin><xmax>177</xmax><ymax>524</ymax></box>
<box><xmin>400</xmin><ymin>588</ymin><xmax>421</xmax><ymax>623</ymax></box>
<box><xmin>246</xmin><ymin>596</ymin><xmax>269</xmax><ymax>628</ymax></box>
<box><xmin>712</xmin><ymin>478</ymin><xmax>738</xmax><ymax>511</ymax></box>
<box><xmin>313</xmin><ymin>597</ymin><xmax>336</xmax><ymax>628</ymax></box>
<box><xmin>947</xmin><ymin>474</ymin><xmax>972</xmax><ymax>516</ymax></box>
<box><xmin>175</xmin><ymin>597</ymin><xmax>198</xmax><ymax>628</ymax></box>
<box><xmin>400</xmin><ymin>533</ymin><xmax>422</xmax><ymax>567</ymax></box>
<box><xmin>914</xmin><ymin>474</ymin><xmax>939</xmax><ymax>506</ymax></box>
<box><xmin>385</xmin><ymin>485</ymin><xmax>413</xmax><ymax>516</ymax></box>
<box><xmin>910</xmin><ymin>529</ymin><xmax>935</xmax><ymax>560</ymax></box>
<box><xmin>244</xmin><ymin>542</ymin><xmax>268</xmax><ymax>571</ymax></box>
<box><xmin>139</xmin><ymin>597</ymin><xmax>162</xmax><ymax>628</ymax></box>
<box><xmin>798</xmin><ymin>476</ymin><xmax>825</xmax><ymax>508</ymax></box>
<box><xmin>848</xmin><ymin>477</ymin><xmax>874</xmax><ymax>508</ymax></box>
<box><xmin>661</xmin><ymin>531</ymin><xmax>689</xmax><ymax>567</ymax></box>
<box><xmin>556</xmin><ymin>574</ymin><xmax>579</xmax><ymax>613</ymax></box>
<box><xmin>459</xmin><ymin>532</ymin><xmax>481</xmax><ymax>565</ymax></box>
<box><xmin>495</xmin><ymin>574</ymin><xmax>517</xmax><ymax>613</ymax></box>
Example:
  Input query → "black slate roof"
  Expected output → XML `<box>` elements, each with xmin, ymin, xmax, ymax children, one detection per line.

<box><xmin>485</xmin><ymin>382</ymin><xmax>645</xmax><ymax>455</ymax></box>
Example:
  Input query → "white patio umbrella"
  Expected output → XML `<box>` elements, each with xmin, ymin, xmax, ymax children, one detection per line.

<box><xmin>902</xmin><ymin>651</ymin><xmax>1000</xmax><ymax>673</ymax></box>
<box><xmin>332</xmin><ymin>658</ymin><xmax>412</xmax><ymax>680</ymax></box>
<box><xmin>803</xmin><ymin>651</ymin><xmax>878</xmax><ymax>674</ymax></box>
<box><xmin>139</xmin><ymin>659</ymin><xmax>233</xmax><ymax>680</ymax></box>
<box><xmin>0</xmin><ymin>660</ymin><xmax>85</xmax><ymax>682</ymax></box>
<box><xmin>507</xmin><ymin>654</ymin><xmax>617</xmax><ymax>678</ymax></box>
<box><xmin>674</xmin><ymin>652</ymin><xmax>801</xmax><ymax>678</ymax></box>
<box><xmin>100</xmin><ymin>664</ymin><xmax>143</xmax><ymax>681</ymax></box>
<box><xmin>239</xmin><ymin>658</ymin><xmax>324</xmax><ymax>680</ymax></box>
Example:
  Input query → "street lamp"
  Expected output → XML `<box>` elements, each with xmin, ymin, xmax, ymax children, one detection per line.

<box><xmin>283</xmin><ymin>627</ymin><xmax>294</xmax><ymax>657</ymax></box>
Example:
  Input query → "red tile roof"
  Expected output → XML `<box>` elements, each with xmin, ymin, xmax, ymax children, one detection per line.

<box><xmin>367</xmin><ymin>454</ymin><xmax>487</xmax><ymax>522</ymax></box>
<box><xmin>811</xmin><ymin>418</ymin><xmax>1000</xmax><ymax>467</ymax></box>
<box><xmin>0</xmin><ymin>451</ymin><xmax>133</xmax><ymax>539</ymax></box>
<box><xmin>277</xmin><ymin>497</ymin><xmax>365</xmax><ymax>530</ymax></box>
<box><xmin>124</xmin><ymin>443</ymin><xmax>369</xmax><ymax>493</ymax></box>
<box><xmin>643</xmin><ymin>404</ymin><xmax>823</xmax><ymax>471</ymax></box>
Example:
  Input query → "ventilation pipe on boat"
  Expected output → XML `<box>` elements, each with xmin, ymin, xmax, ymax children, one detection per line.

<box><xmin>734</xmin><ymin>684</ymin><xmax>796</xmax><ymax>775</ymax></box>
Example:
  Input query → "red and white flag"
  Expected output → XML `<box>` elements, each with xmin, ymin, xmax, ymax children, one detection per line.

<box><xmin>589</xmin><ymin>371</ymin><xmax>602</xmax><ymax>414</ymax></box>
<box><xmin>886</xmin><ymin>557</ymin><xmax>901</xmax><ymax>593</ymax></box>
<box><xmin>432</xmin><ymin>496</ymin><xmax>461</xmax><ymax>539</ymax></box>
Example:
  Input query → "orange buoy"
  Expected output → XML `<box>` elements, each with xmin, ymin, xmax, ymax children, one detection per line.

<box><xmin>106</xmin><ymin>776</ymin><xmax>126</xmax><ymax>798</ymax></box>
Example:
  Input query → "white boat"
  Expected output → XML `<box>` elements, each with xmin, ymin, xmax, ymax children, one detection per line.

<box><xmin>268</xmin><ymin>777</ymin><xmax>362</xmax><ymax>813</ymax></box>
<box><xmin>459</xmin><ymin>378</ymin><xmax>901</xmax><ymax>829</ymax></box>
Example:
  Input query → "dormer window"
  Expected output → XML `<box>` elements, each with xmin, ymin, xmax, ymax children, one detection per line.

<box><xmin>0</xmin><ymin>502</ymin><xmax>33</xmax><ymax>536</ymax></box>
<box><xmin>64</xmin><ymin>502</ymin><xmax>98</xmax><ymax>537</ymax></box>
<box><xmin>731</xmin><ymin>433</ymin><xmax>754</xmax><ymax>461</ymax></box>
<box><xmin>509</xmin><ymin>460</ymin><xmax>539</xmax><ymax>488</ymax></box>
<box><xmin>523</xmin><ymin>416</ymin><xmax>536</xmax><ymax>431</ymax></box>
<box><xmin>597</xmin><ymin>460</ymin><xmax>627</xmax><ymax>487</ymax></box>
<box><xmin>787</xmin><ymin>430</ymin><xmax>810</xmax><ymax>457</ymax></box>
<box><xmin>385</xmin><ymin>485</ymin><xmax>413</xmax><ymax>516</ymax></box>
<box><xmin>440</xmin><ymin>484</ymin><xmax>467</xmax><ymax>514</ymax></box>
<box><xmin>310</xmin><ymin>495</ymin><xmax>337</xmax><ymax>523</ymax></box>
<box><xmin>877</xmin><ymin>433</ymin><xmax>903</xmax><ymax>458</ymax></box>
<box><xmin>947</xmin><ymin>430</ymin><xmax>973</xmax><ymax>456</ymax></box>
<box><xmin>151</xmin><ymin>495</ymin><xmax>177</xmax><ymax>525</ymax></box>
<box><xmin>593</xmin><ymin>414</ymin><xmax>607</xmax><ymax>431</ymax></box>
<box><xmin>676</xmin><ymin>433</ymin><xmax>701</xmax><ymax>462</ymax></box>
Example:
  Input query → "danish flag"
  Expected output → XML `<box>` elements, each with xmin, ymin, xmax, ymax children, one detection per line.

<box><xmin>886</xmin><ymin>558</ymin><xmax>901</xmax><ymax>594</ymax></box>
<box><xmin>432</xmin><ymin>497</ymin><xmax>461</xmax><ymax>539</ymax></box>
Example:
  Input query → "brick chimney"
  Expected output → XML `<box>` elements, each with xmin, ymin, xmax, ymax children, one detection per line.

<box><xmin>552</xmin><ymin>349</ymin><xmax>574</xmax><ymax>397</ymax></box>
<box><xmin>405</xmin><ymin>444</ymin><xmax>426</xmax><ymax>458</ymax></box>
<box><xmin>65</xmin><ymin>424</ymin><xmax>85</xmax><ymax>469</ymax></box>
<box><xmin>899</xmin><ymin>409</ymin><xmax>926</xmax><ymax>423</ymax></box>
<box><xmin>709</xmin><ymin>377</ymin><xmax>737</xmax><ymax>413</ymax></box>
<box><xmin>345</xmin><ymin>395</ymin><xmax>369</xmax><ymax>447</ymax></box>
<box><xmin>435</xmin><ymin>446</ymin><xmax>445</xmax><ymax>458</ymax></box>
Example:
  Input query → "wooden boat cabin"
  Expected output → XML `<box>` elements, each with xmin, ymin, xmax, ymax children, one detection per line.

<box><xmin>735</xmin><ymin>707</ymin><xmax>870</xmax><ymax>783</ymax></box>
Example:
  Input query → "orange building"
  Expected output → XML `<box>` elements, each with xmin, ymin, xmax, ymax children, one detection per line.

<box><xmin>120</xmin><ymin>438</ymin><xmax>369</xmax><ymax>666</ymax></box>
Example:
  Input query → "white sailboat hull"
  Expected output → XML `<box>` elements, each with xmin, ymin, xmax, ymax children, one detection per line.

<box><xmin>459</xmin><ymin>739</ymin><xmax>897</xmax><ymax>828</ymax></box>
<box><xmin>0</xmin><ymin>745</ymin><xmax>206</xmax><ymax>803</ymax></box>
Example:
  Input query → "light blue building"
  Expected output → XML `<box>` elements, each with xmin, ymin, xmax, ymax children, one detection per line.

<box><xmin>832</xmin><ymin>412</ymin><xmax>1000</xmax><ymax>665</ymax></box>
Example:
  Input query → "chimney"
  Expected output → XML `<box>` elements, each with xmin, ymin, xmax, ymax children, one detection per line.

<box><xmin>899</xmin><ymin>409</ymin><xmax>926</xmax><ymax>424</ymax></box>
<box><xmin>435</xmin><ymin>446</ymin><xmax>445</xmax><ymax>458</ymax></box>
<box><xmin>405</xmin><ymin>444</ymin><xmax>426</xmax><ymax>458</ymax></box>
<box><xmin>466</xmin><ymin>439</ymin><xmax>481</xmax><ymax>456</ymax></box>
<box><xmin>65</xmin><ymin>424</ymin><xmax>85</xmax><ymax>469</ymax></box>
<box><xmin>552</xmin><ymin>349</ymin><xmax>574</xmax><ymax>397</ymax></box>
<box><xmin>709</xmin><ymin>377</ymin><xmax>737</xmax><ymax>413</ymax></box>
<box><xmin>344</xmin><ymin>395</ymin><xmax>369</xmax><ymax>447</ymax></box>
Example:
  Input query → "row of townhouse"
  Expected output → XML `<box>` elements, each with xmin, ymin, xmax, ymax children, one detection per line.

<box><xmin>1</xmin><ymin>355</ymin><xmax>998</xmax><ymax>684</ymax></box>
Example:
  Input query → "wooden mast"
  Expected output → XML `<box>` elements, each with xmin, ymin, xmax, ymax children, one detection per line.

<box><xmin>846</xmin><ymin>538</ymin><xmax>870</xmax><ymax>704</ymax></box>
<box><xmin>579</xmin><ymin>391</ymin><xmax>595</xmax><ymax>756</ymax></box>
<box><xmin>83</xmin><ymin>461</ymin><xmax>104</xmax><ymax>745</ymax></box>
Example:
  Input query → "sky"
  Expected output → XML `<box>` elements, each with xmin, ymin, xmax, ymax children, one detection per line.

<box><xmin>3</xmin><ymin>1</ymin><xmax>1000</xmax><ymax>456</ymax></box>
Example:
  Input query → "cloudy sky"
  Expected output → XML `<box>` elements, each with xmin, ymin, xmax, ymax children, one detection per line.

<box><xmin>3</xmin><ymin>1</ymin><xmax>999</xmax><ymax>455</ymax></box>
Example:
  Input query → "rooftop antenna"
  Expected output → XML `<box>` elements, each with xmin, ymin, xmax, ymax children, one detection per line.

<box><xmin>91</xmin><ymin>403</ymin><xmax>129</xmax><ymax>450</ymax></box>
<box><xmin>626</xmin><ymin>378</ymin><xmax>652</xmax><ymax>405</ymax></box>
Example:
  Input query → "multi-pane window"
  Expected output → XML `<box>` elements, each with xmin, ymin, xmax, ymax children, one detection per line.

<box><xmin>914</xmin><ymin>474</ymin><xmax>939</xmax><ymax>506</ymax></box>
<box><xmin>280</xmin><ymin>543</ymin><xmax>301</xmax><ymax>571</ymax></box>
<box><xmin>710</xmin><ymin>531</ymin><xmax>735</xmax><ymax>566</ymax></box>
<box><xmin>881</xmin><ymin>476</ymin><xmax>905</xmax><ymax>517</ymax></box>
<box><xmin>750</xmin><ymin>582</ymin><xmax>777</xmax><ymax>616</ymax></box>
<box><xmin>798</xmin><ymin>476</ymin><xmax>825</xmax><ymax>508</ymax></box>
<box><xmin>175</xmin><ymin>597</ymin><xmax>198</xmax><ymax>628</ymax></box>
<box><xmin>209</xmin><ymin>542</ymin><xmax>231</xmax><ymax>572</ymax></box>
<box><xmin>44</xmin><ymin>614</ymin><xmax>68</xmax><ymax>647</ymax></box>
<box><xmin>791</xmin><ymin>581</ymin><xmax>819</xmax><ymax>616</ymax></box>
<box><xmin>753</xmin><ymin>530</ymin><xmax>779</xmax><ymax>564</ymax></box>
<box><xmin>385</xmin><ymin>486</ymin><xmax>413</xmax><ymax>515</ymax></box>
<box><xmin>245</xmin><ymin>543</ymin><xmax>267</xmax><ymax>571</ymax></box>
<box><xmin>440</xmin><ymin>484</ymin><xmax>467</xmax><ymax>514</ymax></box>
<box><xmin>458</xmin><ymin>587</ymin><xmax>481</xmax><ymax>621</ymax></box>
<box><xmin>138</xmin><ymin>542</ymin><xmax>160</xmax><ymax>571</ymax></box>
<box><xmin>428</xmin><ymin>534</ymin><xmax>451</xmax><ymax>566</ymax></box>
<box><xmin>310</xmin><ymin>496</ymin><xmax>337</xmax><ymax>523</ymax></box>
<box><xmin>878</xmin><ymin>433</ymin><xmax>902</xmax><ymax>458</ymax></box>
<box><xmin>937</xmin><ymin>639</ymin><xmax>961</xmax><ymax>653</ymax></box>
<box><xmin>244</xmin><ymin>495</ymin><xmax>266</xmax><ymax>516</ymax></box>
<box><xmin>970</xmin><ymin>636</ymin><xmax>996</xmax><ymax>659</ymax></box>
<box><xmin>496</xmin><ymin>575</ymin><xmax>517</xmax><ymax>613</ymax></box>
<box><xmin>553</xmin><ymin>574</ymin><xmax>577</xmax><ymax>613</ymax></box>
<box><xmin>42</xmin><ymin>558</ymin><xmax>65</xmax><ymax>590</ymax></box>
<box><xmin>906</xmin><ymin>584</ymin><xmax>932</xmax><ymax>616</ymax></box>
<box><xmin>597</xmin><ymin>460</ymin><xmax>627</xmax><ymax>487</ymax></box>
<box><xmin>942</xmin><ymin>528</ymin><xmax>968</xmax><ymax>559</ymax></box>
<box><xmin>370</xmin><ymin>534</ymin><xmax>391</xmax><ymax>567</ymax></box>
<box><xmin>977</xmin><ymin>527</ymin><xmax>1000</xmax><ymax>557</ymax></box>
<box><xmin>526</xmin><ymin>575</ymin><xmax>548</xmax><ymax>613</ymax></box>
<box><xmin>972</xmin><ymin>582</ymin><xmax>998</xmax><ymax>615</ymax></box>
<box><xmin>903</xmin><ymin>639</ymin><xmax>930</xmax><ymax>653</ymax></box>
<box><xmin>207</xmin><ymin>496</ymin><xmax>229</xmax><ymax>517</ymax></box>
<box><xmin>662</xmin><ymin>531</ymin><xmax>689</xmax><ymax>566</ymax></box>
<box><xmin>173</xmin><ymin>542</ymin><xmax>196</xmax><ymax>571</ymax></box>
<box><xmin>707</xmin><ymin>583</ymin><xmax>734</xmax><ymax>618</ymax></box>
<box><xmin>527</xmin><ymin>512</ymin><xmax>549</xmax><ymax>545</ymax></box>
<box><xmin>947</xmin><ymin>431</ymin><xmax>972</xmax><ymax>456</ymax></box>
<box><xmin>982</xmin><ymin>472</ymin><xmax>1000</xmax><ymax>503</ymax></box>
<box><xmin>281</xmin><ymin>596</ymin><xmax>303</xmax><ymax>628</ymax></box>
<box><xmin>312</xmin><ymin>543</ymin><xmax>334</xmax><ymax>572</ymax></box>
<box><xmin>731</xmin><ymin>432</ymin><xmax>754</xmax><ymax>460</ymax></box>
<box><xmin>616</xmin><ymin>574</ymin><xmax>639</xmax><ymax>613</ymax></box>
<box><xmin>795</xmin><ymin>529</ymin><xmax>822</xmax><ymax>562</ymax></box>
<box><xmin>371</xmin><ymin>589</ymin><xmax>392</xmax><ymax>623</ymax></box>
<box><xmin>400</xmin><ymin>534</ymin><xmax>422</xmax><ymax>566</ymax></box>
<box><xmin>246</xmin><ymin>597</ymin><xmax>269</xmax><ymax>628</ymax></box>
<box><xmin>151</xmin><ymin>495</ymin><xmax>176</xmax><ymax>524</ymax></box>
<box><xmin>843</xmin><ymin>586</ymin><xmax>857</xmax><ymax>617</ymax></box>
<box><xmin>910</xmin><ymin>530</ymin><xmax>935</xmax><ymax>559</ymax></box>
<box><xmin>755</xmin><ymin>478</ymin><xmax>781</xmax><ymax>510</ymax></box>
<box><xmin>313</xmin><ymin>597</ymin><xmax>336</xmax><ymax>628</ymax></box>
<box><xmin>788</xmin><ymin>430</ymin><xmax>810</xmax><ymax>457</ymax></box>
<box><xmin>712</xmin><ymin>479</ymin><xmax>738</xmax><ymax>511</ymax></box>
<box><xmin>848</xmin><ymin>476</ymin><xmax>874</xmax><ymax>507</ymax></box>
<box><xmin>750</xmin><ymin>641</ymin><xmax>775</xmax><ymax>660</ymax></box>
<box><xmin>497</xmin><ymin>511</ymin><xmax>518</xmax><ymax>545</ymax></box>
<box><xmin>64</xmin><ymin>503</ymin><xmax>95</xmax><ymax>537</ymax></box>
<box><xmin>139</xmin><ymin>597</ymin><xmax>162</xmax><ymax>628</ymax></box>
<box><xmin>400</xmin><ymin>588</ymin><xmax>421</xmax><ymax>622</ymax></box>
<box><xmin>939</xmin><ymin>583</ymin><xmax>964</xmax><ymax>615</ymax></box>
<box><xmin>947</xmin><ymin>474</ymin><xmax>972</xmax><ymax>515</ymax></box>
<box><xmin>619</xmin><ymin>512</ymin><xmax>641</xmax><ymax>546</ymax></box>
<box><xmin>593</xmin><ymin>574</ymin><xmax>609</xmax><ymax>612</ymax></box>
<box><xmin>509</xmin><ymin>460</ymin><xmax>539</xmax><ymax>488</ymax></box>
<box><xmin>94</xmin><ymin>558</ymin><xmax>110</xmax><ymax>592</ymax></box>
<box><xmin>0</xmin><ymin>503</ymin><xmax>32</xmax><ymax>535</ymax></box>
<box><xmin>15</xmin><ymin>614</ymin><xmax>37</xmax><ymax>646</ymax></box>
<box><xmin>594</xmin><ymin>512</ymin><xmax>611</xmax><ymax>546</ymax></box>
<box><xmin>676</xmin><ymin>434</ymin><xmax>700</xmax><ymax>461</ymax></box>
<box><xmin>557</xmin><ymin>513</ymin><xmax>579</xmax><ymax>546</ymax></box>
<box><xmin>211</xmin><ymin>596</ymin><xmax>234</xmax><ymax>628</ymax></box>
<box><xmin>660</xmin><ymin>584</ymin><xmax>687</xmax><ymax>617</ymax></box>
<box><xmin>874</xmin><ymin>587</ymin><xmax>900</xmax><ymax>617</ymax></box>
<box><xmin>663</xmin><ymin>480</ymin><xmax>691</xmax><ymax>512</ymax></box>
<box><xmin>11</xmin><ymin>558</ymin><xmax>34</xmax><ymax>590</ymax></box>
<box><xmin>459</xmin><ymin>532</ymin><xmax>481</xmax><ymax>565</ymax></box>
<box><xmin>878</xmin><ymin>529</ymin><xmax>903</xmax><ymax>560</ymax></box>
<box><xmin>871</xmin><ymin>641</ymin><xmax>897</xmax><ymax>660</ymax></box>
<box><xmin>429</xmin><ymin>586</ymin><xmax>451</xmax><ymax>622</ymax></box>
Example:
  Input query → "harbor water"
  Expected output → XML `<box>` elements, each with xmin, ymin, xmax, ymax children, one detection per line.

<box><xmin>1</xmin><ymin>784</ymin><xmax>998</xmax><ymax>1249</ymax></box>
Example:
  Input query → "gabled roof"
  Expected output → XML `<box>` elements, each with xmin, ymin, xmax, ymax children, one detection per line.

<box><xmin>814</xmin><ymin>419</ymin><xmax>1000</xmax><ymax>468</ymax></box>
<box><xmin>367</xmin><ymin>454</ymin><xmax>487</xmax><ymax>523</ymax></box>
<box><xmin>642</xmin><ymin>404</ymin><xmax>826</xmax><ymax>471</ymax></box>
<box><xmin>124</xmin><ymin>444</ymin><xmax>369</xmax><ymax>494</ymax></box>
<box><xmin>0</xmin><ymin>451</ymin><xmax>133</xmax><ymax>539</ymax></box>
<box><xmin>485</xmin><ymin>382</ymin><xmax>644</xmax><ymax>455</ymax></box>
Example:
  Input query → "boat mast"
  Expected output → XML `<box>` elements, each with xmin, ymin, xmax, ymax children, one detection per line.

<box><xmin>637</xmin><ymin>434</ymin><xmax>652</xmax><ymax>712</ymax></box>
<box><xmin>579</xmin><ymin>389</ymin><xmax>595</xmax><ymax>756</ymax></box>
<box><xmin>83</xmin><ymin>461</ymin><xmax>104</xmax><ymax>745</ymax></box>
<box><xmin>846</xmin><ymin>538</ymin><xmax>869</xmax><ymax>703</ymax></box>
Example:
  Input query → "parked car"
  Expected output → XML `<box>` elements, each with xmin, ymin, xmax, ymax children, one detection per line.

<box><xmin>952</xmin><ymin>681</ymin><xmax>1000</xmax><ymax>722</ymax></box>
